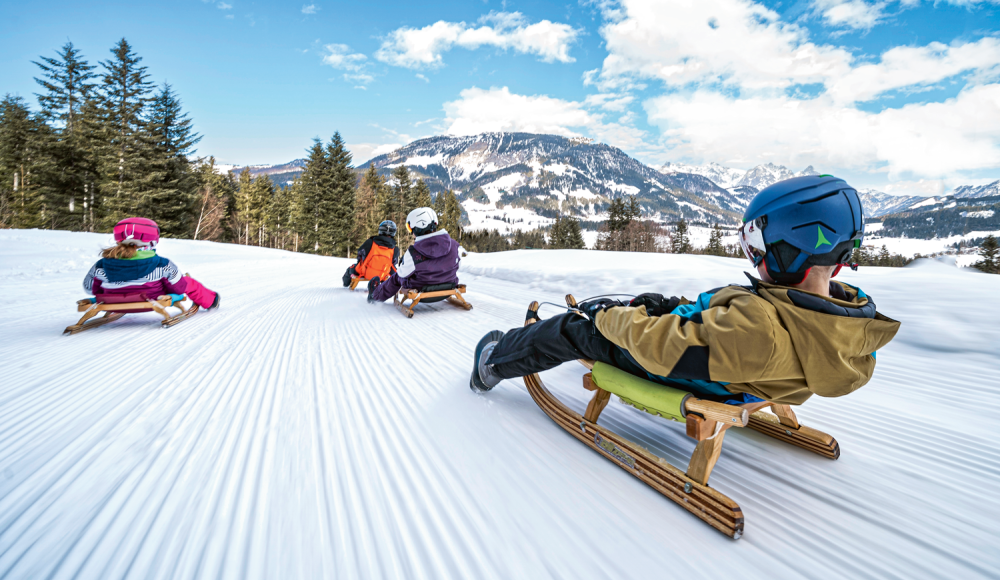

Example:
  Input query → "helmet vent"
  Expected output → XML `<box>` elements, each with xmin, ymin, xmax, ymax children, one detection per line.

<box><xmin>797</xmin><ymin>190</ymin><xmax>843</xmax><ymax>204</ymax></box>
<box><xmin>791</xmin><ymin>220</ymin><xmax>837</xmax><ymax>233</ymax></box>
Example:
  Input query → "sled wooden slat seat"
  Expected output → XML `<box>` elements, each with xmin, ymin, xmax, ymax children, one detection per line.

<box><xmin>519</xmin><ymin>294</ymin><xmax>841</xmax><ymax>539</ymax></box>
<box><xmin>394</xmin><ymin>283</ymin><xmax>472</xmax><ymax>318</ymax></box>
<box><xmin>348</xmin><ymin>277</ymin><xmax>368</xmax><ymax>290</ymax></box>
<box><xmin>64</xmin><ymin>293</ymin><xmax>199</xmax><ymax>335</ymax></box>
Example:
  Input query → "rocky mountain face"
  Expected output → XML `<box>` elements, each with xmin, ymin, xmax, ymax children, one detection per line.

<box><xmin>227</xmin><ymin>133</ymin><xmax>997</xmax><ymax>240</ymax></box>
<box><xmin>857</xmin><ymin>189</ymin><xmax>929</xmax><ymax>217</ymax></box>
<box><xmin>219</xmin><ymin>159</ymin><xmax>307</xmax><ymax>186</ymax></box>
<box><xmin>953</xmin><ymin>180</ymin><xmax>1000</xmax><ymax>199</ymax></box>
<box><xmin>363</xmin><ymin>133</ymin><xmax>739</xmax><ymax>227</ymax></box>
<box><xmin>655</xmin><ymin>162</ymin><xmax>820</xmax><ymax>214</ymax></box>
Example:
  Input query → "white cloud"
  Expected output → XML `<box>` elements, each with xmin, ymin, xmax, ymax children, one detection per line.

<box><xmin>321</xmin><ymin>44</ymin><xmax>376</xmax><ymax>86</ymax></box>
<box><xmin>443</xmin><ymin>87</ymin><xmax>598</xmax><ymax>137</ymax></box>
<box><xmin>828</xmin><ymin>37</ymin><xmax>1000</xmax><ymax>103</ymax></box>
<box><xmin>217</xmin><ymin>1</ymin><xmax>232</xmax><ymax>8</ymax></box>
<box><xmin>583</xmin><ymin>92</ymin><xmax>635</xmax><ymax>112</ymax></box>
<box><xmin>350</xmin><ymin>143</ymin><xmax>403</xmax><ymax>163</ymax></box>
<box><xmin>595</xmin><ymin>0</ymin><xmax>1000</xmax><ymax>99</ymax></box>
<box><xmin>416</xmin><ymin>73</ymin><xmax>430</xmax><ymax>83</ymax></box>
<box><xmin>375</xmin><ymin>11</ymin><xmax>579</xmax><ymax>69</ymax></box>
<box><xmin>442</xmin><ymin>86</ymin><xmax>655</xmax><ymax>156</ymax></box>
<box><xmin>588</xmin><ymin>0</ymin><xmax>1000</xmax><ymax>180</ymax></box>
<box><xmin>344</xmin><ymin>71</ymin><xmax>375</xmax><ymax>85</ymax></box>
<box><xmin>321</xmin><ymin>43</ymin><xmax>367</xmax><ymax>71</ymax></box>
<box><xmin>644</xmin><ymin>84</ymin><xmax>1000</xmax><ymax>179</ymax></box>
<box><xmin>596</xmin><ymin>0</ymin><xmax>853</xmax><ymax>90</ymax></box>
<box><xmin>813</xmin><ymin>0</ymin><xmax>885</xmax><ymax>30</ymax></box>
<box><xmin>302</xmin><ymin>4</ymin><xmax>317</xmax><ymax>14</ymax></box>
<box><xmin>225</xmin><ymin>14</ymin><xmax>234</xmax><ymax>19</ymax></box>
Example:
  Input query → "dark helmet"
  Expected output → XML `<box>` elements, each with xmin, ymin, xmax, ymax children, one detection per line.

<box><xmin>739</xmin><ymin>175</ymin><xmax>864</xmax><ymax>285</ymax></box>
<box><xmin>378</xmin><ymin>220</ymin><xmax>397</xmax><ymax>237</ymax></box>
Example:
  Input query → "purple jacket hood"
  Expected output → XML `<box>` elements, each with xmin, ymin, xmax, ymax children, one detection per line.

<box><xmin>411</xmin><ymin>230</ymin><xmax>455</xmax><ymax>259</ymax></box>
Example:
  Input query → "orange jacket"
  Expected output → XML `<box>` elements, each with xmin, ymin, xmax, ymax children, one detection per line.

<box><xmin>356</xmin><ymin>241</ymin><xmax>397</xmax><ymax>280</ymax></box>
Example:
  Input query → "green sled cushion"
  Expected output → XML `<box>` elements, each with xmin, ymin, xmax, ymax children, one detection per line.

<box><xmin>591</xmin><ymin>362</ymin><xmax>691</xmax><ymax>423</ymax></box>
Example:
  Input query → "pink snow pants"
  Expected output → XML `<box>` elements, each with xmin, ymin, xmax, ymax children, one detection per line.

<box><xmin>183</xmin><ymin>276</ymin><xmax>218</xmax><ymax>309</ymax></box>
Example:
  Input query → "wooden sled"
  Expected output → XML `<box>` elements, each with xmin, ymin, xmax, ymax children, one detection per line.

<box><xmin>520</xmin><ymin>295</ymin><xmax>839</xmax><ymax>539</ymax></box>
<box><xmin>64</xmin><ymin>293</ymin><xmax>199</xmax><ymax>335</ymax></box>
<box><xmin>348</xmin><ymin>276</ymin><xmax>368</xmax><ymax>290</ymax></box>
<box><xmin>393</xmin><ymin>283</ymin><xmax>472</xmax><ymax>318</ymax></box>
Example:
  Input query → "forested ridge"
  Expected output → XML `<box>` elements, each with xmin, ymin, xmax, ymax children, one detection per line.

<box><xmin>0</xmin><ymin>39</ymin><xmax>480</xmax><ymax>257</ymax></box>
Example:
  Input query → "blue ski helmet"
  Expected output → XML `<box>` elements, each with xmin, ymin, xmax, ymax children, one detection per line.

<box><xmin>739</xmin><ymin>175</ymin><xmax>864</xmax><ymax>285</ymax></box>
<box><xmin>378</xmin><ymin>220</ymin><xmax>397</xmax><ymax>237</ymax></box>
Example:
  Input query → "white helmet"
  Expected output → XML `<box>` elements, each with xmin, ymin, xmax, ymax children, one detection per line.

<box><xmin>406</xmin><ymin>207</ymin><xmax>438</xmax><ymax>235</ymax></box>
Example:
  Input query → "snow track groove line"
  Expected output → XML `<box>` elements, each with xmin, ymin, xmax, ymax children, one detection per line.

<box><xmin>3</xmin><ymin>235</ymin><xmax>999</xmax><ymax>579</ymax></box>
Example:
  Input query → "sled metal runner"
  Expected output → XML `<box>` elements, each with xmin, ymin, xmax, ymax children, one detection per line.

<box><xmin>64</xmin><ymin>294</ymin><xmax>199</xmax><ymax>335</ymax></box>
<box><xmin>394</xmin><ymin>284</ymin><xmax>472</xmax><ymax>318</ymax></box>
<box><xmin>521</xmin><ymin>295</ymin><xmax>840</xmax><ymax>539</ymax></box>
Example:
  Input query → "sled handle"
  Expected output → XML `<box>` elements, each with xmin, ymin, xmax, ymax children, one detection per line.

<box><xmin>685</xmin><ymin>399</ymin><xmax>748</xmax><ymax>427</ymax></box>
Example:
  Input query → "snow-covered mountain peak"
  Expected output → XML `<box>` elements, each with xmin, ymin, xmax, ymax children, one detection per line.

<box><xmin>364</xmin><ymin>133</ymin><xmax>739</xmax><ymax>230</ymax></box>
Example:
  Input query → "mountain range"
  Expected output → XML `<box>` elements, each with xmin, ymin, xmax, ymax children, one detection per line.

<box><xmin>221</xmin><ymin>132</ymin><xmax>998</xmax><ymax>238</ymax></box>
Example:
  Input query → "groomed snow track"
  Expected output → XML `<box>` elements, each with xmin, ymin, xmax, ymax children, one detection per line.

<box><xmin>1</xmin><ymin>230</ymin><xmax>998</xmax><ymax>579</ymax></box>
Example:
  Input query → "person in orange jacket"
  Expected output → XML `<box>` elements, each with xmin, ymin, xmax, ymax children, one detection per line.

<box><xmin>342</xmin><ymin>220</ymin><xmax>400</xmax><ymax>287</ymax></box>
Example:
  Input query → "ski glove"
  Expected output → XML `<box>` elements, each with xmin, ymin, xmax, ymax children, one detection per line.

<box><xmin>629</xmin><ymin>293</ymin><xmax>683</xmax><ymax>317</ymax></box>
<box><xmin>578</xmin><ymin>298</ymin><xmax>626</xmax><ymax>320</ymax></box>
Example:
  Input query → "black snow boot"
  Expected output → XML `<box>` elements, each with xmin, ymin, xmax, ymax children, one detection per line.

<box><xmin>208</xmin><ymin>292</ymin><xmax>221</xmax><ymax>310</ymax></box>
<box><xmin>366</xmin><ymin>276</ymin><xmax>381</xmax><ymax>303</ymax></box>
<box><xmin>470</xmin><ymin>330</ymin><xmax>505</xmax><ymax>392</ymax></box>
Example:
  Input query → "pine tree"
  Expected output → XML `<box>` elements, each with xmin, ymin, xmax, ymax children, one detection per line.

<box><xmin>671</xmin><ymin>218</ymin><xmax>692</xmax><ymax>254</ymax></box>
<box><xmin>96</xmin><ymin>38</ymin><xmax>155</xmax><ymax>228</ymax></box>
<box><xmin>233</xmin><ymin>168</ymin><xmax>256</xmax><ymax>244</ymax></box>
<box><xmin>353</xmin><ymin>163</ymin><xmax>384</xmax><ymax>244</ymax></box>
<box><xmin>267</xmin><ymin>182</ymin><xmax>293</xmax><ymax>249</ymax></box>
<box><xmin>298</xmin><ymin>139</ymin><xmax>334</xmax><ymax>253</ymax></box>
<box><xmin>433</xmin><ymin>189</ymin><xmax>446</xmax><ymax>221</ymax></box>
<box><xmin>412</xmin><ymin>179</ymin><xmax>432</xmax><ymax>210</ymax></box>
<box><xmin>326</xmin><ymin>132</ymin><xmax>355</xmax><ymax>256</ymax></box>
<box><xmin>0</xmin><ymin>95</ymin><xmax>47</xmax><ymax>228</ymax></box>
<box><xmin>251</xmin><ymin>175</ymin><xmax>275</xmax><ymax>246</ymax></box>
<box><xmin>385</xmin><ymin>165</ymin><xmax>412</xmax><ymax>246</ymax></box>
<box><xmin>441</xmin><ymin>190</ymin><xmax>462</xmax><ymax>238</ymax></box>
<box><xmin>973</xmin><ymin>234</ymin><xmax>999</xmax><ymax>274</ymax></box>
<box><xmin>705</xmin><ymin>223</ymin><xmax>726</xmax><ymax>256</ymax></box>
<box><xmin>145</xmin><ymin>83</ymin><xmax>201</xmax><ymax>236</ymax></box>
<box><xmin>550</xmin><ymin>215</ymin><xmax>585</xmax><ymax>249</ymax></box>
<box><xmin>33</xmin><ymin>41</ymin><xmax>98</xmax><ymax>231</ymax></box>
<box><xmin>564</xmin><ymin>216</ymin><xmax>585</xmax><ymax>249</ymax></box>
<box><xmin>606</xmin><ymin>197</ymin><xmax>628</xmax><ymax>232</ymax></box>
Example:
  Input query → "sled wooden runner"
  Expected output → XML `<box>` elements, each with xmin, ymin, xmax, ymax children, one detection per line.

<box><xmin>348</xmin><ymin>277</ymin><xmax>368</xmax><ymax>291</ymax></box>
<box><xmin>520</xmin><ymin>295</ymin><xmax>841</xmax><ymax>539</ymax></box>
<box><xmin>64</xmin><ymin>294</ymin><xmax>199</xmax><ymax>335</ymax></box>
<box><xmin>394</xmin><ymin>284</ymin><xmax>472</xmax><ymax>318</ymax></box>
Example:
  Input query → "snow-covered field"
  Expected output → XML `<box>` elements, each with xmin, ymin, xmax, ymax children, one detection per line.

<box><xmin>1</xmin><ymin>229</ymin><xmax>999</xmax><ymax>579</ymax></box>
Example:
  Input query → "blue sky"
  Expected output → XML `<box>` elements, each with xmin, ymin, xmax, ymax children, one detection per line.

<box><xmin>1</xmin><ymin>0</ymin><xmax>998</xmax><ymax>195</ymax></box>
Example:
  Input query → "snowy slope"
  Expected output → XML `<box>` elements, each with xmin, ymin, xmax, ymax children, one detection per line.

<box><xmin>1</xmin><ymin>230</ymin><xmax>998</xmax><ymax>579</ymax></box>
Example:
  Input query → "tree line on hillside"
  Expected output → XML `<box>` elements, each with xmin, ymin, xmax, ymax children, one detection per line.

<box><xmin>1</xmin><ymin>39</ymin><xmax>199</xmax><ymax>235</ymax></box>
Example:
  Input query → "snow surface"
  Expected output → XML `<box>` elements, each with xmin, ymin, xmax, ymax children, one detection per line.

<box><xmin>1</xmin><ymin>229</ymin><xmax>999</xmax><ymax>579</ymax></box>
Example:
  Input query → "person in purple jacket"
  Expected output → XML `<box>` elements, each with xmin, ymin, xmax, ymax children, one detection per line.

<box><xmin>368</xmin><ymin>207</ymin><xmax>461</xmax><ymax>304</ymax></box>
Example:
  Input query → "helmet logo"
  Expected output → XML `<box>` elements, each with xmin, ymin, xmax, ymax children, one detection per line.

<box><xmin>815</xmin><ymin>226</ymin><xmax>832</xmax><ymax>249</ymax></box>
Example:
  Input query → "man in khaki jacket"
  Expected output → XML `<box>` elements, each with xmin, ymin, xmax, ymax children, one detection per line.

<box><xmin>470</xmin><ymin>175</ymin><xmax>900</xmax><ymax>406</ymax></box>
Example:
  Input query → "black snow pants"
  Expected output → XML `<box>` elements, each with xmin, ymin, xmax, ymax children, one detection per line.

<box><xmin>486</xmin><ymin>312</ymin><xmax>649</xmax><ymax>380</ymax></box>
<box><xmin>342</xmin><ymin>265</ymin><xmax>359</xmax><ymax>287</ymax></box>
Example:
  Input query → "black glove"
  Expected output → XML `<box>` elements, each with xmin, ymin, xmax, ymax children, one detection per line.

<box><xmin>578</xmin><ymin>298</ymin><xmax>625</xmax><ymax>320</ymax></box>
<box><xmin>629</xmin><ymin>293</ymin><xmax>681</xmax><ymax>317</ymax></box>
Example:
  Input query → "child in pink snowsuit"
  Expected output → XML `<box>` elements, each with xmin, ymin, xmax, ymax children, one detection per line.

<box><xmin>83</xmin><ymin>217</ymin><xmax>220</xmax><ymax>310</ymax></box>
